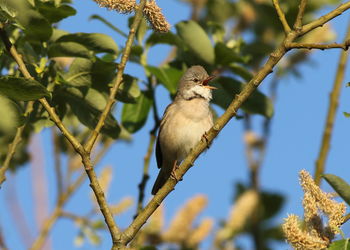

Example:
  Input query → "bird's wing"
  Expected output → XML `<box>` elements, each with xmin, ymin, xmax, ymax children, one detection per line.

<box><xmin>155</xmin><ymin>103</ymin><xmax>173</xmax><ymax>169</ymax></box>
<box><xmin>155</xmin><ymin>137</ymin><xmax>162</xmax><ymax>169</ymax></box>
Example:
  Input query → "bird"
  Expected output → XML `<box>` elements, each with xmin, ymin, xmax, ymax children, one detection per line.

<box><xmin>151</xmin><ymin>65</ymin><xmax>216</xmax><ymax>195</ymax></box>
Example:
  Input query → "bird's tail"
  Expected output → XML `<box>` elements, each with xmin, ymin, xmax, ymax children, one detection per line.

<box><xmin>151</xmin><ymin>168</ymin><xmax>171</xmax><ymax>195</ymax></box>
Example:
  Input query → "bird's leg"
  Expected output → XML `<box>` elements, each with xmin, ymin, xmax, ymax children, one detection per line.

<box><xmin>202</xmin><ymin>131</ymin><xmax>210</xmax><ymax>149</ymax></box>
<box><xmin>170</xmin><ymin>160</ymin><xmax>182</xmax><ymax>182</ymax></box>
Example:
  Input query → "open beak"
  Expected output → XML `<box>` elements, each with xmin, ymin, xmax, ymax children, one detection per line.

<box><xmin>202</xmin><ymin>75</ymin><xmax>217</xmax><ymax>90</ymax></box>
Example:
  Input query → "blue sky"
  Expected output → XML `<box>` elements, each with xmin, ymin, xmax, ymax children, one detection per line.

<box><xmin>1</xmin><ymin>1</ymin><xmax>350</xmax><ymax>249</ymax></box>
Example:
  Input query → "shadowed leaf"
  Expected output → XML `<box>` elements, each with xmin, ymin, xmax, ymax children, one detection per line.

<box><xmin>212</xmin><ymin>77</ymin><xmax>273</xmax><ymax>118</ymax></box>
<box><xmin>116</xmin><ymin>75</ymin><xmax>141</xmax><ymax>103</ymax></box>
<box><xmin>0</xmin><ymin>95</ymin><xmax>24</xmax><ymax>134</ymax></box>
<box><xmin>122</xmin><ymin>91</ymin><xmax>153</xmax><ymax>133</ymax></box>
<box><xmin>146</xmin><ymin>65</ymin><xmax>183</xmax><ymax>95</ymax></box>
<box><xmin>0</xmin><ymin>76</ymin><xmax>50</xmax><ymax>101</ymax></box>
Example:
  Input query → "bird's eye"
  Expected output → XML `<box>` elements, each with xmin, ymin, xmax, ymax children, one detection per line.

<box><xmin>193</xmin><ymin>78</ymin><xmax>200</xmax><ymax>83</ymax></box>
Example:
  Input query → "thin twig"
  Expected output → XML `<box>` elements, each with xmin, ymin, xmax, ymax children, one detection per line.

<box><xmin>52</xmin><ymin>128</ymin><xmax>64</xmax><ymax>197</ymax></box>
<box><xmin>300</xmin><ymin>1</ymin><xmax>350</xmax><ymax>36</ymax></box>
<box><xmin>84</xmin><ymin>0</ymin><xmax>148</xmax><ymax>154</ymax></box>
<box><xmin>136</xmin><ymin>77</ymin><xmax>160</xmax><ymax>215</ymax></box>
<box><xmin>314</xmin><ymin>22</ymin><xmax>350</xmax><ymax>185</ymax></box>
<box><xmin>294</xmin><ymin>0</ymin><xmax>308</xmax><ymax>29</ymax></box>
<box><xmin>120</xmin><ymin>3</ymin><xmax>350</xmax><ymax>245</ymax></box>
<box><xmin>136</xmin><ymin>133</ymin><xmax>156</xmax><ymax>215</ymax></box>
<box><xmin>286</xmin><ymin>41</ymin><xmax>350</xmax><ymax>50</ymax></box>
<box><xmin>272</xmin><ymin>0</ymin><xmax>291</xmax><ymax>34</ymax></box>
<box><xmin>0</xmin><ymin>101</ymin><xmax>34</xmax><ymax>187</ymax></box>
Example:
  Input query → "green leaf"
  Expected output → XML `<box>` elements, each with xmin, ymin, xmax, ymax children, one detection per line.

<box><xmin>323</xmin><ymin>174</ymin><xmax>350</xmax><ymax>205</ymax></box>
<box><xmin>344</xmin><ymin>112</ymin><xmax>350</xmax><ymax>118</ymax></box>
<box><xmin>48</xmin><ymin>42</ymin><xmax>91</xmax><ymax>58</ymax></box>
<box><xmin>63</xmin><ymin>90</ymin><xmax>120</xmax><ymax>139</ymax></box>
<box><xmin>57</xmin><ymin>33</ymin><xmax>118</xmax><ymax>54</ymax></box>
<box><xmin>1</xmin><ymin>0</ymin><xmax>52</xmax><ymax>41</ymax></box>
<box><xmin>0</xmin><ymin>95</ymin><xmax>24</xmax><ymax>134</ymax></box>
<box><xmin>176</xmin><ymin>21</ymin><xmax>215</xmax><ymax>65</ymax></box>
<box><xmin>260</xmin><ymin>192</ymin><xmax>284</xmax><ymax>220</ymax></box>
<box><xmin>145</xmin><ymin>32</ymin><xmax>183</xmax><ymax>48</ymax></box>
<box><xmin>64</xmin><ymin>58</ymin><xmax>94</xmax><ymax>87</ymax></box>
<box><xmin>116</xmin><ymin>75</ymin><xmax>141</xmax><ymax>103</ymax></box>
<box><xmin>36</xmin><ymin>2</ymin><xmax>76</xmax><ymax>23</ymax></box>
<box><xmin>121</xmin><ymin>91</ymin><xmax>153</xmax><ymax>133</ymax></box>
<box><xmin>228</xmin><ymin>64</ymin><xmax>253</xmax><ymax>82</ymax></box>
<box><xmin>215</xmin><ymin>42</ymin><xmax>246</xmax><ymax>65</ymax></box>
<box><xmin>0</xmin><ymin>76</ymin><xmax>50</xmax><ymax>101</ymax></box>
<box><xmin>146</xmin><ymin>65</ymin><xmax>183</xmax><ymax>95</ymax></box>
<box><xmin>328</xmin><ymin>239</ymin><xmax>350</xmax><ymax>250</ymax></box>
<box><xmin>61</xmin><ymin>57</ymin><xmax>116</xmax><ymax>90</ymax></box>
<box><xmin>211</xmin><ymin>77</ymin><xmax>274</xmax><ymax>118</ymax></box>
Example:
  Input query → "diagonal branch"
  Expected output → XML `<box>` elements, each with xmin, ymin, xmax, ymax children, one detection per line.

<box><xmin>314</xmin><ymin>22</ymin><xmax>350</xmax><ymax>185</ymax></box>
<box><xmin>121</xmin><ymin>2</ymin><xmax>350</xmax><ymax>245</ymax></box>
<box><xmin>84</xmin><ymin>0</ymin><xmax>148</xmax><ymax>154</ymax></box>
<box><xmin>121</xmin><ymin>30</ymin><xmax>298</xmax><ymax>245</ymax></box>
<box><xmin>272</xmin><ymin>0</ymin><xmax>291</xmax><ymax>34</ymax></box>
<box><xmin>294</xmin><ymin>0</ymin><xmax>308</xmax><ymax>29</ymax></box>
<box><xmin>300</xmin><ymin>1</ymin><xmax>350</xmax><ymax>36</ymax></box>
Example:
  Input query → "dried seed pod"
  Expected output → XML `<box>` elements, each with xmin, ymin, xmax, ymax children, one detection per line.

<box><xmin>143</xmin><ymin>0</ymin><xmax>170</xmax><ymax>33</ymax></box>
<box><xmin>94</xmin><ymin>0</ymin><xmax>136</xmax><ymax>13</ymax></box>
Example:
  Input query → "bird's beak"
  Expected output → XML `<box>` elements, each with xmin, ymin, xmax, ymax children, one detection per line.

<box><xmin>202</xmin><ymin>75</ymin><xmax>217</xmax><ymax>90</ymax></box>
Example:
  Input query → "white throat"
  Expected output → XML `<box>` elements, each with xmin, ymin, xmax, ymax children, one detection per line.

<box><xmin>182</xmin><ymin>85</ymin><xmax>212</xmax><ymax>101</ymax></box>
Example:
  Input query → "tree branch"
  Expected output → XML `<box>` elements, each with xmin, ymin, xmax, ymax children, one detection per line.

<box><xmin>286</xmin><ymin>41</ymin><xmax>350</xmax><ymax>50</ymax></box>
<box><xmin>314</xmin><ymin>22</ymin><xmax>350</xmax><ymax>185</ymax></box>
<box><xmin>120</xmin><ymin>2</ymin><xmax>350</xmax><ymax>245</ymax></box>
<box><xmin>294</xmin><ymin>0</ymin><xmax>308</xmax><ymax>29</ymax></box>
<box><xmin>0</xmin><ymin>102</ymin><xmax>33</xmax><ymax>187</ymax></box>
<box><xmin>0</xmin><ymin>23</ymin><xmax>121</xmax><ymax>247</ymax></box>
<box><xmin>272</xmin><ymin>0</ymin><xmax>291</xmax><ymax>34</ymax></box>
<box><xmin>300</xmin><ymin>1</ymin><xmax>350</xmax><ymax>36</ymax></box>
<box><xmin>84</xmin><ymin>0</ymin><xmax>148</xmax><ymax>154</ymax></box>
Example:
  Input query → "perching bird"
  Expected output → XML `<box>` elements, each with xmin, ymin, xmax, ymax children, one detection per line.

<box><xmin>151</xmin><ymin>65</ymin><xmax>215</xmax><ymax>195</ymax></box>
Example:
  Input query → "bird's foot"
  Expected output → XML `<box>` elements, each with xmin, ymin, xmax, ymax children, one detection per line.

<box><xmin>202</xmin><ymin>131</ymin><xmax>210</xmax><ymax>149</ymax></box>
<box><xmin>170</xmin><ymin>162</ymin><xmax>183</xmax><ymax>182</ymax></box>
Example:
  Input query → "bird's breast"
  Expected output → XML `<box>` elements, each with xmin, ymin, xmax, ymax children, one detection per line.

<box><xmin>159</xmin><ymin>99</ymin><xmax>213</xmax><ymax>162</ymax></box>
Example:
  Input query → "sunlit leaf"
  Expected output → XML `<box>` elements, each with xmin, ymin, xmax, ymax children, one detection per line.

<box><xmin>323</xmin><ymin>174</ymin><xmax>350</xmax><ymax>205</ymax></box>
<box><xmin>176</xmin><ymin>21</ymin><xmax>215</xmax><ymax>65</ymax></box>
<box><xmin>344</xmin><ymin>112</ymin><xmax>350</xmax><ymax>118</ymax></box>
<box><xmin>0</xmin><ymin>76</ymin><xmax>50</xmax><ymax>101</ymax></box>
<box><xmin>328</xmin><ymin>239</ymin><xmax>350</xmax><ymax>250</ymax></box>
<box><xmin>121</xmin><ymin>91</ymin><xmax>153</xmax><ymax>133</ymax></box>
<box><xmin>48</xmin><ymin>42</ymin><xmax>91</xmax><ymax>58</ymax></box>
<box><xmin>57</xmin><ymin>33</ymin><xmax>118</xmax><ymax>54</ymax></box>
